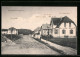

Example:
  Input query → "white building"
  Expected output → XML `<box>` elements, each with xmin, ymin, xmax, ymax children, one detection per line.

<box><xmin>41</xmin><ymin>24</ymin><xmax>52</xmax><ymax>36</ymax></box>
<box><xmin>50</xmin><ymin>16</ymin><xmax>77</xmax><ymax>38</ymax></box>
<box><xmin>1</xmin><ymin>29</ymin><xmax>8</xmax><ymax>34</ymax></box>
<box><xmin>7</xmin><ymin>27</ymin><xmax>18</xmax><ymax>35</ymax></box>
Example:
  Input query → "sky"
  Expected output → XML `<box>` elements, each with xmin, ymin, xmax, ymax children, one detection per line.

<box><xmin>2</xmin><ymin>6</ymin><xmax>77</xmax><ymax>31</ymax></box>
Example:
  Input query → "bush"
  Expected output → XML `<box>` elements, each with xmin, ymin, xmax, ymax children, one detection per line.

<box><xmin>18</xmin><ymin>29</ymin><xmax>33</xmax><ymax>35</ymax></box>
<box><xmin>1</xmin><ymin>36</ymin><xmax>7</xmax><ymax>42</ymax></box>
<box><xmin>2</xmin><ymin>34</ymin><xmax>22</xmax><ymax>41</ymax></box>
<box><xmin>41</xmin><ymin>35</ymin><xmax>53</xmax><ymax>40</ymax></box>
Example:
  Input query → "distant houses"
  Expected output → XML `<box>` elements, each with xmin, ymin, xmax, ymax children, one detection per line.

<box><xmin>2</xmin><ymin>16</ymin><xmax>77</xmax><ymax>38</ymax></box>
<box><xmin>1</xmin><ymin>29</ymin><xmax>8</xmax><ymax>34</ymax></box>
<box><xmin>7</xmin><ymin>27</ymin><xmax>18</xmax><ymax>35</ymax></box>
<box><xmin>41</xmin><ymin>24</ymin><xmax>52</xmax><ymax>36</ymax></box>
<box><xmin>2</xmin><ymin>27</ymin><xmax>18</xmax><ymax>35</ymax></box>
<box><xmin>33</xmin><ymin>16</ymin><xmax>77</xmax><ymax>38</ymax></box>
<box><xmin>2</xmin><ymin>28</ymin><xmax>33</xmax><ymax>35</ymax></box>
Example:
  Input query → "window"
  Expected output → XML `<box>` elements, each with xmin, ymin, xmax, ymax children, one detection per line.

<box><xmin>69</xmin><ymin>23</ymin><xmax>71</xmax><ymax>27</ymax></box>
<box><xmin>55</xmin><ymin>29</ymin><xmax>58</xmax><ymax>34</ymax></box>
<box><xmin>49</xmin><ymin>30</ymin><xmax>52</xmax><ymax>34</ymax></box>
<box><xmin>64</xmin><ymin>23</ymin><xmax>66</xmax><ymax>27</ymax></box>
<box><xmin>70</xmin><ymin>30</ymin><xmax>73</xmax><ymax>34</ymax></box>
<box><xmin>43</xmin><ymin>30</ymin><xmax>46</xmax><ymax>33</ymax></box>
<box><xmin>62</xmin><ymin>29</ymin><xmax>66</xmax><ymax>34</ymax></box>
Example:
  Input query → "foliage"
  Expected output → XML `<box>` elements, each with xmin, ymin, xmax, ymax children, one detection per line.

<box><xmin>18</xmin><ymin>29</ymin><xmax>33</xmax><ymax>35</ymax></box>
<box><xmin>1</xmin><ymin>36</ymin><xmax>7</xmax><ymax>42</ymax></box>
<box><xmin>42</xmin><ymin>36</ymin><xmax>77</xmax><ymax>49</ymax></box>
<box><xmin>2</xmin><ymin>34</ymin><xmax>22</xmax><ymax>41</ymax></box>
<box><xmin>41</xmin><ymin>35</ymin><xmax>53</xmax><ymax>39</ymax></box>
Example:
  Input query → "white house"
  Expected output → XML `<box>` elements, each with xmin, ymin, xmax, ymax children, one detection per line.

<box><xmin>50</xmin><ymin>16</ymin><xmax>77</xmax><ymax>38</ymax></box>
<box><xmin>41</xmin><ymin>24</ymin><xmax>52</xmax><ymax>36</ymax></box>
<box><xmin>7</xmin><ymin>27</ymin><xmax>18</xmax><ymax>35</ymax></box>
<box><xmin>1</xmin><ymin>29</ymin><xmax>8</xmax><ymax>34</ymax></box>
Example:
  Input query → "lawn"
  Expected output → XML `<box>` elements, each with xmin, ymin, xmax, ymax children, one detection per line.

<box><xmin>2</xmin><ymin>34</ymin><xmax>22</xmax><ymax>41</ymax></box>
<box><xmin>41</xmin><ymin>36</ymin><xmax>77</xmax><ymax>49</ymax></box>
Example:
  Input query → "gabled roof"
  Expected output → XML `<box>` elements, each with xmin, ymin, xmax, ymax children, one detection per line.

<box><xmin>50</xmin><ymin>17</ymin><xmax>61</xmax><ymax>25</ymax></box>
<box><xmin>9</xmin><ymin>27</ymin><xmax>16</xmax><ymax>30</ymax></box>
<box><xmin>41</xmin><ymin>24</ymin><xmax>52</xmax><ymax>29</ymax></box>
<box><xmin>61</xmin><ymin>16</ymin><xmax>74</xmax><ymax>23</ymax></box>
<box><xmin>56</xmin><ymin>16</ymin><xmax>76</xmax><ymax>28</ymax></box>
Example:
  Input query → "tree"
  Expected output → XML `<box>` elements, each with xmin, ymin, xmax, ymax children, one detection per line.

<box><xmin>9</xmin><ymin>27</ymin><xmax>15</xmax><ymax>39</ymax></box>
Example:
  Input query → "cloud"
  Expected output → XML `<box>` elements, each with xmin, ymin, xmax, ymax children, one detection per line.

<box><xmin>2</xmin><ymin>7</ymin><xmax>77</xmax><ymax>30</ymax></box>
<box><xmin>26</xmin><ymin>14</ymin><xmax>51</xmax><ymax>30</ymax></box>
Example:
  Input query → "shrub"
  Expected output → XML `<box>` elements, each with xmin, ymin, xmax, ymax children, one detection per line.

<box><xmin>2</xmin><ymin>34</ymin><xmax>22</xmax><ymax>41</ymax></box>
<box><xmin>1</xmin><ymin>36</ymin><xmax>7</xmax><ymax>42</ymax></box>
<box><xmin>41</xmin><ymin>35</ymin><xmax>53</xmax><ymax>40</ymax></box>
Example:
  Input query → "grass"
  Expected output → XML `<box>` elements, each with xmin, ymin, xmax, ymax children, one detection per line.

<box><xmin>41</xmin><ymin>35</ymin><xmax>77</xmax><ymax>49</ymax></box>
<box><xmin>2</xmin><ymin>34</ymin><xmax>22</xmax><ymax>41</ymax></box>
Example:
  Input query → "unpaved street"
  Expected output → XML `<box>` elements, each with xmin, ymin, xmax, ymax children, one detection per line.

<box><xmin>1</xmin><ymin>35</ymin><xmax>60</xmax><ymax>55</ymax></box>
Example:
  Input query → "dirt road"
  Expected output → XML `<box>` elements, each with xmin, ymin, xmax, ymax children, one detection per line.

<box><xmin>1</xmin><ymin>35</ymin><xmax>60</xmax><ymax>55</ymax></box>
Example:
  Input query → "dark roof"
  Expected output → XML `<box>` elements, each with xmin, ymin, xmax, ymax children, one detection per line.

<box><xmin>1</xmin><ymin>29</ymin><xmax>8</xmax><ymax>31</ymax></box>
<box><xmin>50</xmin><ymin>17</ymin><xmax>61</xmax><ymax>25</ymax></box>
<box><xmin>56</xmin><ymin>16</ymin><xmax>76</xmax><ymax>28</ymax></box>
<box><xmin>61</xmin><ymin>16</ymin><xmax>74</xmax><ymax>23</ymax></box>
<box><xmin>41</xmin><ymin>24</ymin><xmax>52</xmax><ymax>29</ymax></box>
<box><xmin>9</xmin><ymin>27</ymin><xmax>16</xmax><ymax>30</ymax></box>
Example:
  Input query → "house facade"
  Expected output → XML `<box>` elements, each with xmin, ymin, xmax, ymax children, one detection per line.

<box><xmin>7</xmin><ymin>27</ymin><xmax>18</xmax><ymax>35</ymax></box>
<box><xmin>41</xmin><ymin>24</ymin><xmax>52</xmax><ymax>36</ymax></box>
<box><xmin>1</xmin><ymin>29</ymin><xmax>8</xmax><ymax>34</ymax></box>
<box><xmin>50</xmin><ymin>16</ymin><xmax>76</xmax><ymax>38</ymax></box>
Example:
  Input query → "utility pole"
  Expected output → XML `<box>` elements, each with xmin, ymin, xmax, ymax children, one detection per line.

<box><xmin>11</xmin><ymin>27</ymin><xmax>14</xmax><ymax>39</ymax></box>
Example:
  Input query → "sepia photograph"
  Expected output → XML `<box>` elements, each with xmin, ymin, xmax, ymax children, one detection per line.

<box><xmin>1</xmin><ymin>6</ymin><xmax>77</xmax><ymax>55</ymax></box>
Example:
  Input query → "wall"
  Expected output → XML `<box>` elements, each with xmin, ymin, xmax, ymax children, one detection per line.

<box><xmin>52</xmin><ymin>28</ymin><xmax>59</xmax><ymax>38</ymax></box>
<box><xmin>41</xmin><ymin>29</ymin><xmax>52</xmax><ymax>36</ymax></box>
<box><xmin>51</xmin><ymin>22</ymin><xmax>76</xmax><ymax>38</ymax></box>
<box><xmin>2</xmin><ymin>31</ymin><xmax>8</xmax><ymax>34</ymax></box>
<box><xmin>42</xmin><ymin>29</ymin><xmax>48</xmax><ymax>35</ymax></box>
<box><xmin>59</xmin><ymin>22</ymin><xmax>76</xmax><ymax>38</ymax></box>
<box><xmin>7</xmin><ymin>30</ymin><xmax>18</xmax><ymax>35</ymax></box>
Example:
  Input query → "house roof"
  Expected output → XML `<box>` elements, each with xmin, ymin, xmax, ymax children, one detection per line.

<box><xmin>56</xmin><ymin>16</ymin><xmax>76</xmax><ymax>28</ymax></box>
<box><xmin>41</xmin><ymin>24</ymin><xmax>52</xmax><ymax>29</ymax></box>
<box><xmin>9</xmin><ymin>27</ymin><xmax>16</xmax><ymax>30</ymax></box>
<box><xmin>61</xmin><ymin>16</ymin><xmax>74</xmax><ymax>23</ymax></box>
<box><xmin>50</xmin><ymin>17</ymin><xmax>61</xmax><ymax>25</ymax></box>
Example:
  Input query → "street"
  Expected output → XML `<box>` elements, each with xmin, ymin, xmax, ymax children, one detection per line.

<box><xmin>1</xmin><ymin>35</ymin><xmax>60</xmax><ymax>55</ymax></box>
